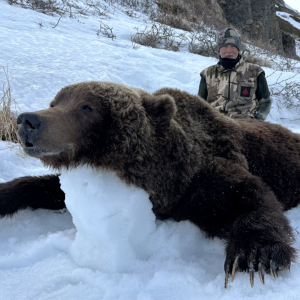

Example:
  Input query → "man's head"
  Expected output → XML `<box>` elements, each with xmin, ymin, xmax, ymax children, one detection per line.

<box><xmin>217</xmin><ymin>28</ymin><xmax>241</xmax><ymax>59</ymax></box>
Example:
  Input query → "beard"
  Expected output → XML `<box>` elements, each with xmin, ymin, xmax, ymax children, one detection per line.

<box><xmin>224</xmin><ymin>53</ymin><xmax>237</xmax><ymax>59</ymax></box>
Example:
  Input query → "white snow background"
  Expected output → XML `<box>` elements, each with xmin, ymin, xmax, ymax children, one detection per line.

<box><xmin>1</xmin><ymin>0</ymin><xmax>300</xmax><ymax>299</ymax></box>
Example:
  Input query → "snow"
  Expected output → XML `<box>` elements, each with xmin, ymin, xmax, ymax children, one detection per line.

<box><xmin>276</xmin><ymin>11</ymin><xmax>300</xmax><ymax>30</ymax></box>
<box><xmin>1</xmin><ymin>0</ymin><xmax>300</xmax><ymax>299</ymax></box>
<box><xmin>60</xmin><ymin>167</ymin><xmax>156</xmax><ymax>272</ymax></box>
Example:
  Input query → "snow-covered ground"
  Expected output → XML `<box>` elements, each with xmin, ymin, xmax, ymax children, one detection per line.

<box><xmin>1</xmin><ymin>0</ymin><xmax>300</xmax><ymax>299</ymax></box>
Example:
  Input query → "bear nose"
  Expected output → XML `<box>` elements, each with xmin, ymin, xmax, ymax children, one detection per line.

<box><xmin>17</xmin><ymin>113</ymin><xmax>44</xmax><ymax>143</ymax></box>
<box><xmin>17</xmin><ymin>113</ymin><xmax>41</xmax><ymax>129</ymax></box>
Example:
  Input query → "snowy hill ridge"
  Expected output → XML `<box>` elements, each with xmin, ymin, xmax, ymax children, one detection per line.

<box><xmin>282</xmin><ymin>0</ymin><xmax>300</xmax><ymax>16</ymax></box>
<box><xmin>1</xmin><ymin>0</ymin><xmax>300</xmax><ymax>299</ymax></box>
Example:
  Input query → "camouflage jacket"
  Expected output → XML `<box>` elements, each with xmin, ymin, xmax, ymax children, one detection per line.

<box><xmin>200</xmin><ymin>57</ymin><xmax>264</xmax><ymax>119</ymax></box>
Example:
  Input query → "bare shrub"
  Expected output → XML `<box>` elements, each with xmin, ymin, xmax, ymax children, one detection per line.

<box><xmin>103</xmin><ymin>0</ymin><xmax>153</xmax><ymax>14</ymax></box>
<box><xmin>145</xmin><ymin>1</ymin><xmax>226</xmax><ymax>57</ymax></box>
<box><xmin>274</xmin><ymin>81</ymin><xmax>300</xmax><ymax>109</ymax></box>
<box><xmin>271</xmin><ymin>56</ymin><xmax>300</xmax><ymax>72</ymax></box>
<box><xmin>241</xmin><ymin>46</ymin><xmax>273</xmax><ymax>68</ymax></box>
<box><xmin>7</xmin><ymin>0</ymin><xmax>109</xmax><ymax>19</ymax></box>
<box><xmin>83</xmin><ymin>0</ymin><xmax>109</xmax><ymax>17</ymax></box>
<box><xmin>131</xmin><ymin>25</ymin><xmax>160</xmax><ymax>48</ymax></box>
<box><xmin>7</xmin><ymin>0</ymin><xmax>66</xmax><ymax>16</ymax></box>
<box><xmin>0</xmin><ymin>67</ymin><xmax>20</xmax><ymax>144</ymax></box>
<box><xmin>240</xmin><ymin>36</ymin><xmax>300</xmax><ymax>70</ymax></box>
<box><xmin>267</xmin><ymin>72</ymin><xmax>300</xmax><ymax>109</ymax></box>
<box><xmin>149</xmin><ymin>0</ymin><xmax>226</xmax><ymax>57</ymax></box>
<box><xmin>243</xmin><ymin>55</ymin><xmax>272</xmax><ymax>68</ymax></box>
<box><xmin>97</xmin><ymin>20</ymin><xmax>116</xmax><ymax>40</ymax></box>
<box><xmin>187</xmin><ymin>24</ymin><xmax>219</xmax><ymax>57</ymax></box>
<box><xmin>131</xmin><ymin>22</ymin><xmax>185</xmax><ymax>51</ymax></box>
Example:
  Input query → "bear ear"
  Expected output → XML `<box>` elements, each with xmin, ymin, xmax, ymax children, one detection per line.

<box><xmin>142</xmin><ymin>94</ymin><xmax>177</xmax><ymax>130</ymax></box>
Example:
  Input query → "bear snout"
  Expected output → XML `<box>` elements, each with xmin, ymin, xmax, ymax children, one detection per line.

<box><xmin>17</xmin><ymin>113</ymin><xmax>44</xmax><ymax>148</ymax></box>
<box><xmin>17</xmin><ymin>112</ymin><xmax>41</xmax><ymax>128</ymax></box>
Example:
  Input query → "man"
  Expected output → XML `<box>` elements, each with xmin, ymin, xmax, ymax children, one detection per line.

<box><xmin>198</xmin><ymin>27</ymin><xmax>272</xmax><ymax>120</ymax></box>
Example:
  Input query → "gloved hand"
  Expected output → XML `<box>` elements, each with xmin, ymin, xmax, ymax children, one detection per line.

<box><xmin>255</xmin><ymin>97</ymin><xmax>273</xmax><ymax>121</ymax></box>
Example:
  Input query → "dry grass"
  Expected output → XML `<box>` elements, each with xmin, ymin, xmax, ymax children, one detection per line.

<box><xmin>152</xmin><ymin>0</ymin><xmax>226</xmax><ymax>32</ymax></box>
<box><xmin>243</xmin><ymin>55</ymin><xmax>273</xmax><ymax>68</ymax></box>
<box><xmin>0</xmin><ymin>66</ymin><xmax>20</xmax><ymax>144</ymax></box>
<box><xmin>150</xmin><ymin>12</ymin><xmax>192</xmax><ymax>32</ymax></box>
<box><xmin>131</xmin><ymin>0</ymin><xmax>226</xmax><ymax>56</ymax></box>
<box><xmin>241</xmin><ymin>44</ymin><xmax>273</xmax><ymax>68</ymax></box>
<box><xmin>152</xmin><ymin>0</ymin><xmax>193</xmax><ymax>31</ymax></box>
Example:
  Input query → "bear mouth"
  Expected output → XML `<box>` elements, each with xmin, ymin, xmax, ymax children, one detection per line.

<box><xmin>22</xmin><ymin>143</ymin><xmax>73</xmax><ymax>158</ymax></box>
<box><xmin>22</xmin><ymin>144</ymin><xmax>46</xmax><ymax>157</ymax></box>
<box><xmin>19</xmin><ymin>136</ymin><xmax>42</xmax><ymax>157</ymax></box>
<box><xmin>25</xmin><ymin>141</ymin><xmax>34</xmax><ymax>147</ymax></box>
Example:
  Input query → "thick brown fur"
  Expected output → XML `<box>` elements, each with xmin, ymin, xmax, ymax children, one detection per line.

<box><xmin>1</xmin><ymin>81</ymin><xmax>300</xmax><ymax>286</ymax></box>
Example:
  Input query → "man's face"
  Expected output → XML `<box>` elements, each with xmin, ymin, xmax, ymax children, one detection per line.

<box><xmin>219</xmin><ymin>45</ymin><xmax>239</xmax><ymax>59</ymax></box>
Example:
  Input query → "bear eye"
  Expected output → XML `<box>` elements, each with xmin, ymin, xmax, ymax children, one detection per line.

<box><xmin>50</xmin><ymin>104</ymin><xmax>54</xmax><ymax>108</ymax></box>
<box><xmin>81</xmin><ymin>105</ymin><xmax>93</xmax><ymax>112</ymax></box>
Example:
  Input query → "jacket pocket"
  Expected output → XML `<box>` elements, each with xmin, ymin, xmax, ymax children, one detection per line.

<box><xmin>237</xmin><ymin>81</ymin><xmax>255</xmax><ymax>100</ymax></box>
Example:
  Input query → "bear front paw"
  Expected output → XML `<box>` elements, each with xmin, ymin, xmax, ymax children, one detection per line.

<box><xmin>224</xmin><ymin>243</ymin><xmax>296</xmax><ymax>288</ymax></box>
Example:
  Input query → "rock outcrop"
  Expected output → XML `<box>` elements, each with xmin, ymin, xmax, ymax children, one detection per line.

<box><xmin>281</xmin><ymin>31</ymin><xmax>296</xmax><ymax>56</ymax></box>
<box><xmin>216</xmin><ymin>0</ymin><xmax>282</xmax><ymax>48</ymax></box>
<box><xmin>211</xmin><ymin>0</ymin><xmax>299</xmax><ymax>56</ymax></box>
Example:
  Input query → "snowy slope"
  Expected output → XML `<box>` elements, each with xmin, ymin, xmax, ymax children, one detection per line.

<box><xmin>1</xmin><ymin>1</ymin><xmax>300</xmax><ymax>299</ymax></box>
<box><xmin>276</xmin><ymin>10</ymin><xmax>300</xmax><ymax>56</ymax></box>
<box><xmin>277</xmin><ymin>11</ymin><xmax>300</xmax><ymax>30</ymax></box>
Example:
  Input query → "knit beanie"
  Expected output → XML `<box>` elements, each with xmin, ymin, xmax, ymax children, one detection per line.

<box><xmin>217</xmin><ymin>27</ymin><xmax>241</xmax><ymax>51</ymax></box>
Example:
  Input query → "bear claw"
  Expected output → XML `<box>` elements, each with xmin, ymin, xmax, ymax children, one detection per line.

<box><xmin>258</xmin><ymin>263</ymin><xmax>265</xmax><ymax>285</ymax></box>
<box><xmin>231</xmin><ymin>255</ymin><xmax>239</xmax><ymax>282</ymax></box>
<box><xmin>249</xmin><ymin>261</ymin><xmax>255</xmax><ymax>287</ymax></box>
<box><xmin>224</xmin><ymin>258</ymin><xmax>290</xmax><ymax>288</ymax></box>
<box><xmin>270</xmin><ymin>260</ymin><xmax>278</xmax><ymax>279</ymax></box>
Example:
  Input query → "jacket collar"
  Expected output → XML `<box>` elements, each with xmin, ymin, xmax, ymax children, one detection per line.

<box><xmin>217</xmin><ymin>56</ymin><xmax>244</xmax><ymax>73</ymax></box>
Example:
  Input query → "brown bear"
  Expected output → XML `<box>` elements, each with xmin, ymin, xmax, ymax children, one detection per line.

<box><xmin>0</xmin><ymin>81</ymin><xmax>300</xmax><ymax>288</ymax></box>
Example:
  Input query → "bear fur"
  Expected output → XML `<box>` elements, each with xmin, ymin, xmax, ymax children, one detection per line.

<box><xmin>1</xmin><ymin>81</ymin><xmax>300</xmax><ymax>287</ymax></box>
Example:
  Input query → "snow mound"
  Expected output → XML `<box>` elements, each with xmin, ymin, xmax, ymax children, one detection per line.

<box><xmin>59</xmin><ymin>166</ymin><xmax>156</xmax><ymax>272</ymax></box>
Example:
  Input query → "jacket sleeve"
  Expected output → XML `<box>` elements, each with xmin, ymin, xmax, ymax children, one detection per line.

<box><xmin>254</xmin><ymin>72</ymin><xmax>272</xmax><ymax>121</ymax></box>
<box><xmin>198</xmin><ymin>75</ymin><xmax>208</xmax><ymax>100</ymax></box>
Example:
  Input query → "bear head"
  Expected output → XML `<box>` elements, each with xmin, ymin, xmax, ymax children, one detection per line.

<box><xmin>17</xmin><ymin>81</ymin><xmax>177</xmax><ymax>171</ymax></box>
